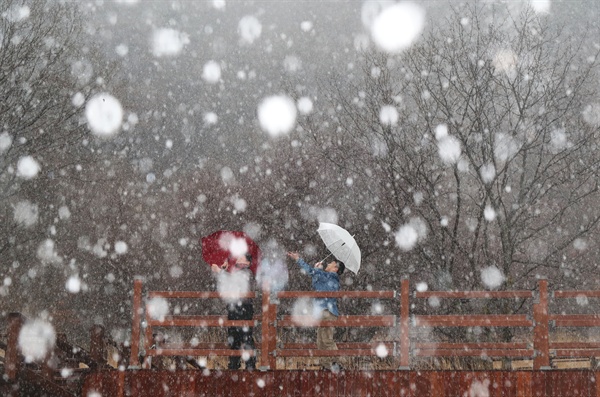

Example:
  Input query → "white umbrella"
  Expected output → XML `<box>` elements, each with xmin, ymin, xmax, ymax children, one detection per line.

<box><xmin>317</xmin><ymin>222</ymin><xmax>361</xmax><ymax>274</ymax></box>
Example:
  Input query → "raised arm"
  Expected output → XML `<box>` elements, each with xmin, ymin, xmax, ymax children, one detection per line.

<box><xmin>287</xmin><ymin>251</ymin><xmax>316</xmax><ymax>276</ymax></box>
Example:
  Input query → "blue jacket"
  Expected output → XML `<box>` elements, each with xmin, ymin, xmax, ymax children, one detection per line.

<box><xmin>296</xmin><ymin>258</ymin><xmax>340</xmax><ymax>316</ymax></box>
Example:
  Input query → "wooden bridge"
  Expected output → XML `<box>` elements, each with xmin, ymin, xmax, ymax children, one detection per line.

<box><xmin>3</xmin><ymin>278</ymin><xmax>600</xmax><ymax>396</ymax></box>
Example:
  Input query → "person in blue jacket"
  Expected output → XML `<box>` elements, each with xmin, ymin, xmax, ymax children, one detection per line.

<box><xmin>287</xmin><ymin>251</ymin><xmax>345</xmax><ymax>369</ymax></box>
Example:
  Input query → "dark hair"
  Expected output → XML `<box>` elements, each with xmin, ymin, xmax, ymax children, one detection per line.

<box><xmin>245</xmin><ymin>253</ymin><xmax>253</xmax><ymax>263</ymax></box>
<box><xmin>336</xmin><ymin>261</ymin><xmax>345</xmax><ymax>275</ymax></box>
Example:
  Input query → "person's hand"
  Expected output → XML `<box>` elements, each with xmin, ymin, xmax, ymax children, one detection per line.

<box><xmin>287</xmin><ymin>252</ymin><xmax>300</xmax><ymax>261</ymax></box>
<box><xmin>211</xmin><ymin>264</ymin><xmax>221</xmax><ymax>273</ymax></box>
<box><xmin>315</xmin><ymin>261</ymin><xmax>323</xmax><ymax>269</ymax></box>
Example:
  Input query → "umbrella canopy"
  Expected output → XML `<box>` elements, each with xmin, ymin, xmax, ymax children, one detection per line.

<box><xmin>317</xmin><ymin>222</ymin><xmax>361</xmax><ymax>274</ymax></box>
<box><xmin>201</xmin><ymin>230</ymin><xmax>261</xmax><ymax>274</ymax></box>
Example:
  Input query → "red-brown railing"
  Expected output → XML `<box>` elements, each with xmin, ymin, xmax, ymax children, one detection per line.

<box><xmin>1</xmin><ymin>313</ymin><xmax>123</xmax><ymax>397</ymax></box>
<box><xmin>128</xmin><ymin>278</ymin><xmax>600</xmax><ymax>370</ymax></box>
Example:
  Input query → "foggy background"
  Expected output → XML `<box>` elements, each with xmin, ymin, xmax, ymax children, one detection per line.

<box><xmin>1</xmin><ymin>0</ymin><xmax>599</xmax><ymax>349</ymax></box>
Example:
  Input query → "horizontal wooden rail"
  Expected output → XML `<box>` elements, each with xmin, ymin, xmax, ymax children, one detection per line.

<box><xmin>146</xmin><ymin>348</ymin><xmax>255</xmax><ymax>357</ymax></box>
<box><xmin>414</xmin><ymin>349</ymin><xmax>534</xmax><ymax>357</ymax></box>
<box><xmin>147</xmin><ymin>315</ymin><xmax>256</xmax><ymax>327</ymax></box>
<box><xmin>276</xmin><ymin>291</ymin><xmax>396</xmax><ymax>299</ymax></box>
<box><xmin>416</xmin><ymin>342</ymin><xmax>530</xmax><ymax>350</ymax></box>
<box><xmin>282</xmin><ymin>342</ymin><xmax>396</xmax><ymax>350</ymax></box>
<box><xmin>414</xmin><ymin>314</ymin><xmax>532</xmax><ymax>327</ymax></box>
<box><xmin>550</xmin><ymin>314</ymin><xmax>600</xmax><ymax>327</ymax></box>
<box><xmin>550</xmin><ymin>342</ymin><xmax>600</xmax><ymax>349</ymax></box>
<box><xmin>415</xmin><ymin>291</ymin><xmax>534</xmax><ymax>299</ymax></box>
<box><xmin>414</xmin><ymin>341</ymin><xmax>533</xmax><ymax>358</ymax></box>
<box><xmin>278</xmin><ymin>315</ymin><xmax>396</xmax><ymax>328</ymax></box>
<box><xmin>148</xmin><ymin>291</ymin><xmax>256</xmax><ymax>299</ymax></box>
<box><xmin>553</xmin><ymin>290</ymin><xmax>600</xmax><ymax>298</ymax></box>
<box><xmin>277</xmin><ymin>349</ymin><xmax>382</xmax><ymax>357</ymax></box>
<box><xmin>552</xmin><ymin>350</ymin><xmax>600</xmax><ymax>357</ymax></box>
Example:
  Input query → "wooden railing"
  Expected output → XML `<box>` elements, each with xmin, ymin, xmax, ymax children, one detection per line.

<box><xmin>129</xmin><ymin>278</ymin><xmax>600</xmax><ymax>370</ymax></box>
<box><xmin>1</xmin><ymin>313</ymin><xmax>124</xmax><ymax>396</ymax></box>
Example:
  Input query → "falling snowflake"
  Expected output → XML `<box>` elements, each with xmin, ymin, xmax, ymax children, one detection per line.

<box><xmin>371</xmin><ymin>2</ymin><xmax>426</xmax><ymax>53</ymax></box>
<box><xmin>85</xmin><ymin>93</ymin><xmax>123</xmax><ymax>137</ymax></box>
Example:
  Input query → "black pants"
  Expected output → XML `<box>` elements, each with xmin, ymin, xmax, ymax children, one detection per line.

<box><xmin>227</xmin><ymin>300</ymin><xmax>256</xmax><ymax>369</ymax></box>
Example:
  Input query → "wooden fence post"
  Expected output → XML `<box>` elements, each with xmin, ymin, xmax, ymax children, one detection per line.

<box><xmin>5</xmin><ymin>312</ymin><xmax>24</xmax><ymax>381</ymax></box>
<box><xmin>260</xmin><ymin>281</ymin><xmax>277</xmax><ymax>370</ymax></box>
<box><xmin>400</xmin><ymin>279</ymin><xmax>410</xmax><ymax>368</ymax></box>
<box><xmin>533</xmin><ymin>279</ymin><xmax>550</xmax><ymax>369</ymax></box>
<box><xmin>268</xmin><ymin>293</ymin><xmax>278</xmax><ymax>369</ymax></box>
<box><xmin>129</xmin><ymin>277</ymin><xmax>143</xmax><ymax>367</ymax></box>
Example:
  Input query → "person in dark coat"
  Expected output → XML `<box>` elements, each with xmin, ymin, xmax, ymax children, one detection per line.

<box><xmin>212</xmin><ymin>253</ymin><xmax>256</xmax><ymax>370</ymax></box>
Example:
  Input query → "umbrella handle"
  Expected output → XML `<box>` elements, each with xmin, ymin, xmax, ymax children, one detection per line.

<box><xmin>318</xmin><ymin>252</ymin><xmax>333</xmax><ymax>264</ymax></box>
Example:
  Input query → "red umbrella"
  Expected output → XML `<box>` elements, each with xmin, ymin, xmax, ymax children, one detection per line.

<box><xmin>201</xmin><ymin>230</ymin><xmax>261</xmax><ymax>275</ymax></box>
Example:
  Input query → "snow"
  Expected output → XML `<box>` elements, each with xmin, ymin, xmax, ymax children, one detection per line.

<box><xmin>169</xmin><ymin>265</ymin><xmax>183</xmax><ymax>278</ymax></box>
<box><xmin>480</xmin><ymin>266</ymin><xmax>505</xmax><ymax>289</ymax></box>
<box><xmin>220</xmin><ymin>166</ymin><xmax>234</xmax><ymax>183</ymax></box>
<box><xmin>114</xmin><ymin>241</ymin><xmax>128</xmax><ymax>255</ymax></box>
<box><xmin>484</xmin><ymin>206</ymin><xmax>496</xmax><ymax>222</ymax></box>
<box><xmin>582</xmin><ymin>103</ymin><xmax>600</xmax><ymax>126</ymax></box>
<box><xmin>428</xmin><ymin>296</ymin><xmax>441</xmax><ymax>308</ymax></box>
<box><xmin>467</xmin><ymin>379</ymin><xmax>490</xmax><ymax>397</ymax></box>
<box><xmin>16</xmin><ymin>156</ymin><xmax>41</xmax><ymax>179</ymax></box>
<box><xmin>13</xmin><ymin>200</ymin><xmax>39</xmax><ymax>227</ymax></box>
<box><xmin>115</xmin><ymin>44</ymin><xmax>129</xmax><ymax>56</ymax></box>
<box><xmin>0</xmin><ymin>131</ymin><xmax>12</xmax><ymax>153</ymax></box>
<box><xmin>60</xmin><ymin>368</ymin><xmax>73</xmax><ymax>378</ymax></box>
<box><xmin>257</xmin><ymin>95</ymin><xmax>297</xmax><ymax>137</ymax></box>
<box><xmin>219</xmin><ymin>234</ymin><xmax>248</xmax><ymax>258</ymax></box>
<box><xmin>395</xmin><ymin>224</ymin><xmax>418</xmax><ymax>251</ymax></box>
<box><xmin>494</xmin><ymin>133</ymin><xmax>520</xmax><ymax>163</ymax></box>
<box><xmin>283</xmin><ymin>55</ymin><xmax>302</xmax><ymax>73</ymax></box>
<box><xmin>202</xmin><ymin>61</ymin><xmax>221</xmax><ymax>84</ymax></box>
<box><xmin>530</xmin><ymin>0</ymin><xmax>551</xmax><ymax>14</ymax></box>
<box><xmin>300</xmin><ymin>21</ymin><xmax>313</xmax><ymax>32</ymax></box>
<box><xmin>479</xmin><ymin>164</ymin><xmax>496</xmax><ymax>184</ymax></box>
<box><xmin>85</xmin><ymin>93</ymin><xmax>123</xmax><ymax>137</ymax></box>
<box><xmin>6</xmin><ymin>5</ymin><xmax>30</xmax><ymax>22</ymax></box>
<box><xmin>212</xmin><ymin>0</ymin><xmax>226</xmax><ymax>10</ymax></box>
<box><xmin>147</xmin><ymin>297</ymin><xmax>170</xmax><ymax>321</ymax></box>
<box><xmin>72</xmin><ymin>92</ymin><xmax>85</xmax><ymax>107</ymax></box>
<box><xmin>576</xmin><ymin>295</ymin><xmax>589</xmax><ymax>306</ymax></box>
<box><xmin>216</xmin><ymin>271</ymin><xmax>250</xmax><ymax>303</ymax></box>
<box><xmin>66</xmin><ymin>276</ymin><xmax>82</xmax><ymax>293</ymax></box>
<box><xmin>370</xmin><ymin>2</ymin><xmax>425</xmax><ymax>53</ymax></box>
<box><xmin>238</xmin><ymin>15</ymin><xmax>262</xmax><ymax>44</ymax></box>
<box><xmin>18</xmin><ymin>319</ymin><xmax>56</xmax><ymax>363</ymax></box>
<box><xmin>291</xmin><ymin>297</ymin><xmax>320</xmax><ymax>326</ymax></box>
<box><xmin>573</xmin><ymin>238</ymin><xmax>588</xmax><ymax>251</ymax></box>
<box><xmin>550</xmin><ymin>129</ymin><xmax>568</xmax><ymax>151</ymax></box>
<box><xmin>37</xmin><ymin>239</ymin><xmax>62</xmax><ymax>265</ymax></box>
<box><xmin>492</xmin><ymin>49</ymin><xmax>518</xmax><ymax>77</ymax></box>
<box><xmin>434</xmin><ymin>124</ymin><xmax>448</xmax><ymax>139</ymax></box>
<box><xmin>151</xmin><ymin>28</ymin><xmax>189</xmax><ymax>57</ymax></box>
<box><xmin>415</xmin><ymin>282</ymin><xmax>428</xmax><ymax>292</ymax></box>
<box><xmin>204</xmin><ymin>112</ymin><xmax>218</xmax><ymax>124</ymax></box>
<box><xmin>379</xmin><ymin>105</ymin><xmax>399</xmax><ymax>126</ymax></box>
<box><xmin>375</xmin><ymin>343</ymin><xmax>389</xmax><ymax>358</ymax></box>
<box><xmin>297</xmin><ymin>97</ymin><xmax>314</xmax><ymax>115</ymax></box>
<box><xmin>437</xmin><ymin>135</ymin><xmax>461</xmax><ymax>164</ymax></box>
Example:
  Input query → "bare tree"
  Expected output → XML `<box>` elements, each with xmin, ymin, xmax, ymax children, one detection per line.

<box><xmin>301</xmin><ymin>4</ymin><xmax>600</xmax><ymax>293</ymax></box>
